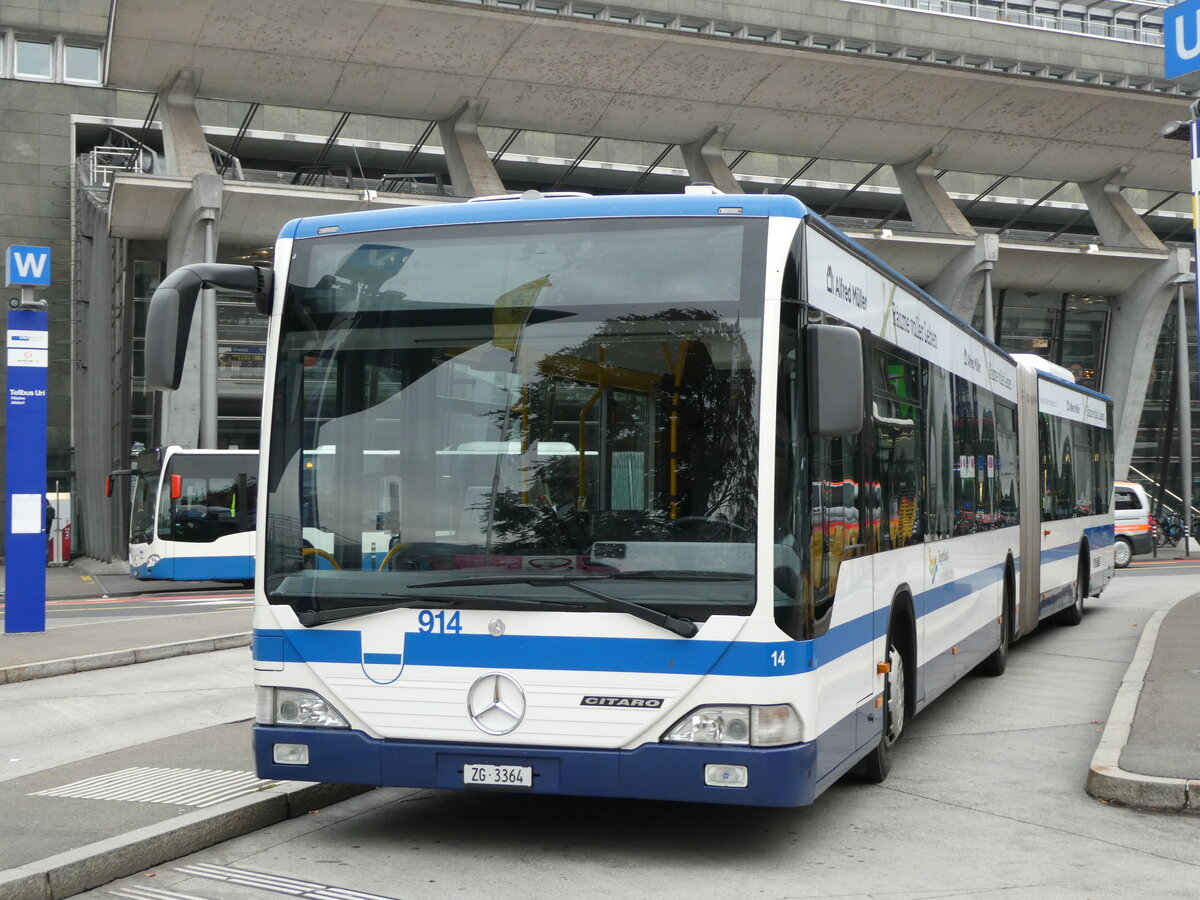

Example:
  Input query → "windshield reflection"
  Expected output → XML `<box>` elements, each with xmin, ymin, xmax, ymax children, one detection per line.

<box><xmin>266</xmin><ymin>217</ymin><xmax>765</xmax><ymax>622</ymax></box>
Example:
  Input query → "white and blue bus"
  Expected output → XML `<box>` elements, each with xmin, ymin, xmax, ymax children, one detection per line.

<box><xmin>145</xmin><ymin>190</ymin><xmax>1113</xmax><ymax>806</ymax></box>
<box><xmin>121</xmin><ymin>445</ymin><xmax>258</xmax><ymax>582</ymax></box>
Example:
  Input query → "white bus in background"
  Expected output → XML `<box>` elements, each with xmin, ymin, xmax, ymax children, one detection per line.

<box><xmin>143</xmin><ymin>190</ymin><xmax>1113</xmax><ymax>806</ymax></box>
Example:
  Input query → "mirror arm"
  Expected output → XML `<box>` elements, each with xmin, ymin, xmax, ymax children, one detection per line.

<box><xmin>144</xmin><ymin>263</ymin><xmax>274</xmax><ymax>391</ymax></box>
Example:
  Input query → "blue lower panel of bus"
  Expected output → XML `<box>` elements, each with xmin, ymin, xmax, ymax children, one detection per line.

<box><xmin>254</xmin><ymin>725</ymin><xmax>826</xmax><ymax>806</ymax></box>
<box><xmin>132</xmin><ymin>555</ymin><xmax>253</xmax><ymax>581</ymax></box>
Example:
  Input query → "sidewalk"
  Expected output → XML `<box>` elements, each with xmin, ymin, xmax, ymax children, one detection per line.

<box><xmin>1085</xmin><ymin>541</ymin><xmax>1200</xmax><ymax>813</ymax></box>
<box><xmin>0</xmin><ymin>560</ymin><xmax>372</xmax><ymax>900</ymax></box>
<box><xmin>0</xmin><ymin>555</ymin><xmax>1196</xmax><ymax>900</ymax></box>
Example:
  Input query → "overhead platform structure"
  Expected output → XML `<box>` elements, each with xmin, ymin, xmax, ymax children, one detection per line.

<box><xmin>105</xmin><ymin>0</ymin><xmax>1194</xmax><ymax>191</ymax></box>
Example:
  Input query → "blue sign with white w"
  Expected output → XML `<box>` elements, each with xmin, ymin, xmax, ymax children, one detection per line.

<box><xmin>1166</xmin><ymin>0</ymin><xmax>1200</xmax><ymax>80</ymax></box>
<box><xmin>5</xmin><ymin>245</ymin><xmax>52</xmax><ymax>287</ymax></box>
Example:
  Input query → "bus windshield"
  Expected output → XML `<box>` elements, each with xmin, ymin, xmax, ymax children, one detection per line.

<box><xmin>265</xmin><ymin>216</ymin><xmax>766</xmax><ymax>623</ymax></box>
<box><xmin>129</xmin><ymin>450</ymin><xmax>162</xmax><ymax>545</ymax></box>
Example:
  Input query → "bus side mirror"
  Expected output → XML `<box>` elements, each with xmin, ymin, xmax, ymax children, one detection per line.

<box><xmin>145</xmin><ymin>263</ymin><xmax>272</xmax><ymax>390</ymax></box>
<box><xmin>106</xmin><ymin>469</ymin><xmax>134</xmax><ymax>498</ymax></box>
<box><xmin>807</xmin><ymin>324</ymin><xmax>863</xmax><ymax>437</ymax></box>
<box><xmin>170</xmin><ymin>474</ymin><xmax>182</xmax><ymax>500</ymax></box>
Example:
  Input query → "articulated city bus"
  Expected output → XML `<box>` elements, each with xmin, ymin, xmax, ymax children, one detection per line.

<box><xmin>117</xmin><ymin>445</ymin><xmax>258</xmax><ymax>582</ymax></box>
<box><xmin>144</xmin><ymin>190</ymin><xmax>1112</xmax><ymax>806</ymax></box>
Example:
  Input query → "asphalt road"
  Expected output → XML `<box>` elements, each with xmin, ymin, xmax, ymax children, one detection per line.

<box><xmin>70</xmin><ymin>565</ymin><xmax>1199</xmax><ymax>900</ymax></box>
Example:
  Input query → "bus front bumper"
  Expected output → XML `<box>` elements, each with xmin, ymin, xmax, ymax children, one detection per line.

<box><xmin>254</xmin><ymin>725</ymin><xmax>821</xmax><ymax>807</ymax></box>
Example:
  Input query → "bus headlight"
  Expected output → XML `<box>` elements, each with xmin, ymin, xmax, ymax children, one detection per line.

<box><xmin>257</xmin><ymin>687</ymin><xmax>349</xmax><ymax>728</ymax></box>
<box><xmin>663</xmin><ymin>704</ymin><xmax>802</xmax><ymax>747</ymax></box>
<box><xmin>145</xmin><ymin>554</ymin><xmax>160</xmax><ymax>570</ymax></box>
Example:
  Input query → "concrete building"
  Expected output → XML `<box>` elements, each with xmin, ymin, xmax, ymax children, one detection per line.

<box><xmin>2</xmin><ymin>0</ymin><xmax>1198</xmax><ymax>560</ymax></box>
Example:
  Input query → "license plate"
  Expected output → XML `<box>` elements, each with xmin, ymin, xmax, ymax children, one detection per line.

<box><xmin>463</xmin><ymin>763</ymin><xmax>533</xmax><ymax>789</ymax></box>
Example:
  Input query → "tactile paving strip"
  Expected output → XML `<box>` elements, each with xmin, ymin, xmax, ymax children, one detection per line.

<box><xmin>31</xmin><ymin>766</ymin><xmax>275</xmax><ymax>807</ymax></box>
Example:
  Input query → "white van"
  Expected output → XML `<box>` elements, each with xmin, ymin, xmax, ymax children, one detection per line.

<box><xmin>1113</xmin><ymin>481</ymin><xmax>1153</xmax><ymax>568</ymax></box>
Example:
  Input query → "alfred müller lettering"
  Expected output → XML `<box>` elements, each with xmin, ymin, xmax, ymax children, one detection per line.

<box><xmin>826</xmin><ymin>266</ymin><xmax>868</xmax><ymax>310</ymax></box>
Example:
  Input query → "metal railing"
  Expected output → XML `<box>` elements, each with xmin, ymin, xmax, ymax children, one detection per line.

<box><xmin>859</xmin><ymin>0</ymin><xmax>1165</xmax><ymax>47</ymax></box>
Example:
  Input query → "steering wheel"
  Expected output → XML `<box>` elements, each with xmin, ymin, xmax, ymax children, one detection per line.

<box><xmin>377</xmin><ymin>543</ymin><xmax>412</xmax><ymax>572</ymax></box>
<box><xmin>301</xmin><ymin>547</ymin><xmax>341</xmax><ymax>570</ymax></box>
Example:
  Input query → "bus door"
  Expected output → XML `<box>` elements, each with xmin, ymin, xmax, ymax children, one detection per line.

<box><xmin>808</xmin><ymin>432</ymin><xmax>871</xmax><ymax>763</ymax></box>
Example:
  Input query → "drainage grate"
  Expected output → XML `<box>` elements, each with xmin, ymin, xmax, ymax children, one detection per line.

<box><xmin>32</xmin><ymin>766</ymin><xmax>277</xmax><ymax>808</ymax></box>
<box><xmin>176</xmin><ymin>863</ymin><xmax>402</xmax><ymax>899</ymax></box>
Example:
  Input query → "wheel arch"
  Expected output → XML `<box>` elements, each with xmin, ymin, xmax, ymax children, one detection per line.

<box><xmin>886</xmin><ymin>585</ymin><xmax>917</xmax><ymax>713</ymax></box>
<box><xmin>1004</xmin><ymin>553</ymin><xmax>1017</xmax><ymax>641</ymax></box>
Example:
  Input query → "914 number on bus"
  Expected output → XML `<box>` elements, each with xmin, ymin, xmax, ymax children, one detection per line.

<box><xmin>418</xmin><ymin>609</ymin><xmax>462</xmax><ymax>633</ymax></box>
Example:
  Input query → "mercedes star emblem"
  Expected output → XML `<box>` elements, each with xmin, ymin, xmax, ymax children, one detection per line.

<box><xmin>467</xmin><ymin>672</ymin><xmax>526</xmax><ymax>735</ymax></box>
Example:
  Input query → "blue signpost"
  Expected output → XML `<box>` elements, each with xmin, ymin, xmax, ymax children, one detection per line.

<box><xmin>1166</xmin><ymin>0</ymin><xmax>1200</xmax><ymax>81</ymax></box>
<box><xmin>5</xmin><ymin>245</ymin><xmax>51</xmax><ymax>633</ymax></box>
<box><xmin>1164</xmin><ymin>8</ymin><xmax>1200</xmax><ymax>546</ymax></box>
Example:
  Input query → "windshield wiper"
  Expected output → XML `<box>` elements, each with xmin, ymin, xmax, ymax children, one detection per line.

<box><xmin>411</xmin><ymin>574</ymin><xmax>699</xmax><ymax>638</ymax></box>
<box><xmin>292</xmin><ymin>592</ymin><xmax>586</xmax><ymax>627</ymax></box>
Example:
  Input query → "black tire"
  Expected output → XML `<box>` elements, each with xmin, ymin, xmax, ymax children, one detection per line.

<box><xmin>859</xmin><ymin>635</ymin><xmax>906</xmax><ymax>783</ymax></box>
<box><xmin>1055</xmin><ymin>559</ymin><xmax>1085</xmax><ymax>626</ymax></box>
<box><xmin>976</xmin><ymin>565</ymin><xmax>1013</xmax><ymax>677</ymax></box>
<box><xmin>1113</xmin><ymin>537</ymin><xmax>1132</xmax><ymax>569</ymax></box>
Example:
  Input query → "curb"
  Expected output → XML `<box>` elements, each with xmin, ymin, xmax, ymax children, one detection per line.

<box><xmin>1085</xmin><ymin>596</ymin><xmax>1200</xmax><ymax>813</ymax></box>
<box><xmin>0</xmin><ymin>634</ymin><xmax>251</xmax><ymax>685</ymax></box>
<box><xmin>0</xmin><ymin>780</ymin><xmax>373</xmax><ymax>900</ymax></box>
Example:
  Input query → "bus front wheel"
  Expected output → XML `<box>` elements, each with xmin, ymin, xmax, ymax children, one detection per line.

<box><xmin>859</xmin><ymin>635</ymin><xmax>907</xmax><ymax>784</ymax></box>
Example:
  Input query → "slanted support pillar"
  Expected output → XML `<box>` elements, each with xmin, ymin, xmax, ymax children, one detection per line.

<box><xmin>161</xmin><ymin>173</ymin><xmax>223</xmax><ymax>450</ymax></box>
<box><xmin>160</xmin><ymin>69</ymin><xmax>217</xmax><ymax>178</ymax></box>
<box><xmin>680</xmin><ymin>125</ymin><xmax>743</xmax><ymax>194</ymax></box>
<box><xmin>1077</xmin><ymin>167</ymin><xmax>1166</xmax><ymax>250</ymax></box>
<box><xmin>157</xmin><ymin>69</ymin><xmax>223</xmax><ymax>449</ymax></box>
<box><xmin>1103</xmin><ymin>250</ymin><xmax>1190</xmax><ymax>479</ymax></box>
<box><xmin>438</xmin><ymin>99</ymin><xmax>506</xmax><ymax>198</ymax></box>
<box><xmin>925</xmin><ymin>234</ymin><xmax>1000</xmax><ymax>324</ymax></box>
<box><xmin>892</xmin><ymin>146</ymin><xmax>976</xmax><ymax>237</ymax></box>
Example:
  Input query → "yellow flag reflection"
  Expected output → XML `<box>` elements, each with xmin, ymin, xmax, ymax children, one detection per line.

<box><xmin>492</xmin><ymin>275</ymin><xmax>552</xmax><ymax>351</ymax></box>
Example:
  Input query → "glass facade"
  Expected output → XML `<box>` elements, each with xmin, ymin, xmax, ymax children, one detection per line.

<box><xmin>977</xmin><ymin>290</ymin><xmax>1108</xmax><ymax>392</ymax></box>
<box><xmin>1132</xmin><ymin>308</ymin><xmax>1200</xmax><ymax>517</ymax></box>
<box><xmin>976</xmin><ymin>290</ymin><xmax>1199</xmax><ymax>520</ymax></box>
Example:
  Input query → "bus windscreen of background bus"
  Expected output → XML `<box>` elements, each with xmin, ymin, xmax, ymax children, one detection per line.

<box><xmin>129</xmin><ymin>447</ymin><xmax>257</xmax><ymax>582</ymax></box>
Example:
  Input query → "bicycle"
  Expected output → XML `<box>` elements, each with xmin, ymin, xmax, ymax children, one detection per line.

<box><xmin>1154</xmin><ymin>512</ymin><xmax>1185</xmax><ymax>548</ymax></box>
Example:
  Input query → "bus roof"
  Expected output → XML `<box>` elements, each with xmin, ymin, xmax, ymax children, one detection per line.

<box><xmin>280</xmin><ymin>192</ymin><xmax>811</xmax><ymax>240</ymax></box>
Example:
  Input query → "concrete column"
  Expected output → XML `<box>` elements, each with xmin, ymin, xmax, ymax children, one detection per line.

<box><xmin>160</xmin><ymin>69</ymin><xmax>217</xmax><ymax>177</ymax></box>
<box><xmin>679</xmin><ymin>125</ymin><xmax>743</xmax><ymax>194</ymax></box>
<box><xmin>892</xmin><ymin>146</ymin><xmax>976</xmax><ymax>237</ymax></box>
<box><xmin>1174</xmin><ymin>284</ymin><xmax>1192</xmax><ymax>554</ymax></box>
<box><xmin>925</xmin><ymin>233</ymin><xmax>999</xmax><ymax>323</ymax></box>
<box><xmin>438</xmin><ymin>99</ymin><xmax>506</xmax><ymax>198</ymax></box>
<box><xmin>1077</xmin><ymin>167</ymin><xmax>1166</xmax><ymax>251</ymax></box>
<box><xmin>160</xmin><ymin>173</ymin><xmax>223</xmax><ymax>449</ymax></box>
<box><xmin>1103</xmin><ymin>250</ymin><xmax>1190</xmax><ymax>479</ymax></box>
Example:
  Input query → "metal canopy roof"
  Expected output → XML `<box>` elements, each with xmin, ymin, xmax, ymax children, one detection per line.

<box><xmin>106</xmin><ymin>0</ymin><xmax>1195</xmax><ymax>193</ymax></box>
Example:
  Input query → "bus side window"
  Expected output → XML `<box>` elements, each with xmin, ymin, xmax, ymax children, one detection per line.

<box><xmin>871</xmin><ymin>347</ymin><xmax>923</xmax><ymax>551</ymax></box>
